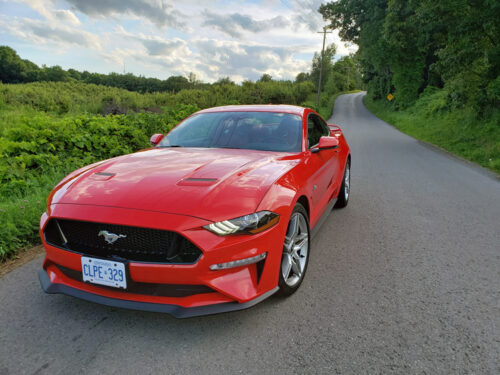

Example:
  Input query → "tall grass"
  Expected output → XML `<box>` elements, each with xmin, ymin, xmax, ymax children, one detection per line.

<box><xmin>364</xmin><ymin>88</ymin><xmax>500</xmax><ymax>175</ymax></box>
<box><xmin>0</xmin><ymin>80</ymin><xmax>320</xmax><ymax>260</ymax></box>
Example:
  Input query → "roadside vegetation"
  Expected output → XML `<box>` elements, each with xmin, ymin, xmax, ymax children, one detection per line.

<box><xmin>0</xmin><ymin>46</ymin><xmax>362</xmax><ymax>261</ymax></box>
<box><xmin>365</xmin><ymin>91</ymin><xmax>500</xmax><ymax>174</ymax></box>
<box><xmin>320</xmin><ymin>0</ymin><xmax>499</xmax><ymax>174</ymax></box>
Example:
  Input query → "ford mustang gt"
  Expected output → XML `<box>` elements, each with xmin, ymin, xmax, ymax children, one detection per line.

<box><xmin>39</xmin><ymin>105</ymin><xmax>351</xmax><ymax>318</ymax></box>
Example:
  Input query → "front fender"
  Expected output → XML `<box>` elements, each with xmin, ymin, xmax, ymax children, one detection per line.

<box><xmin>256</xmin><ymin>172</ymin><xmax>311</xmax><ymax>224</ymax></box>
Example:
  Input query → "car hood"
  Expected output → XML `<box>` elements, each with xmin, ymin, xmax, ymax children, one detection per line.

<box><xmin>51</xmin><ymin>147</ymin><xmax>300</xmax><ymax>222</ymax></box>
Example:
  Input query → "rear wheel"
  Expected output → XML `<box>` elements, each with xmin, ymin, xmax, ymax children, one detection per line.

<box><xmin>334</xmin><ymin>159</ymin><xmax>350</xmax><ymax>208</ymax></box>
<box><xmin>277</xmin><ymin>203</ymin><xmax>310</xmax><ymax>296</ymax></box>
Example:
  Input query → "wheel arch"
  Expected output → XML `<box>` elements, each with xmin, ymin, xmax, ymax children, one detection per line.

<box><xmin>296</xmin><ymin>195</ymin><xmax>310</xmax><ymax>219</ymax></box>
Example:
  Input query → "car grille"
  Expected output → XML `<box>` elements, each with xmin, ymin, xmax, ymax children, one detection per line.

<box><xmin>44</xmin><ymin>218</ymin><xmax>202</xmax><ymax>263</ymax></box>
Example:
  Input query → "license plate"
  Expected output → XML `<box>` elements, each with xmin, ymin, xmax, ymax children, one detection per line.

<box><xmin>81</xmin><ymin>256</ymin><xmax>127</xmax><ymax>289</ymax></box>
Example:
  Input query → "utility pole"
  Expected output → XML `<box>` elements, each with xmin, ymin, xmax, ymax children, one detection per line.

<box><xmin>346</xmin><ymin>66</ymin><xmax>351</xmax><ymax>91</ymax></box>
<box><xmin>316</xmin><ymin>27</ymin><xmax>332</xmax><ymax>108</ymax></box>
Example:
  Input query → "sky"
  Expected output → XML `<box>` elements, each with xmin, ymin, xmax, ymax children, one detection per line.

<box><xmin>0</xmin><ymin>0</ymin><xmax>357</xmax><ymax>83</ymax></box>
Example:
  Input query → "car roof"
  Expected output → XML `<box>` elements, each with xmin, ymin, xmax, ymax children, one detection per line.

<box><xmin>196</xmin><ymin>104</ymin><xmax>307</xmax><ymax>116</ymax></box>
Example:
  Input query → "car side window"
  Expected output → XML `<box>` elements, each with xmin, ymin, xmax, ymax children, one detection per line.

<box><xmin>307</xmin><ymin>114</ymin><xmax>329</xmax><ymax>148</ymax></box>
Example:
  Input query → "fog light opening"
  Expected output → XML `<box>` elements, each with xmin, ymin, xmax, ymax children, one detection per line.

<box><xmin>209</xmin><ymin>252</ymin><xmax>267</xmax><ymax>271</ymax></box>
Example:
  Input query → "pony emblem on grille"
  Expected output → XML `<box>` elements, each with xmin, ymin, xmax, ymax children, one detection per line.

<box><xmin>98</xmin><ymin>230</ymin><xmax>127</xmax><ymax>244</ymax></box>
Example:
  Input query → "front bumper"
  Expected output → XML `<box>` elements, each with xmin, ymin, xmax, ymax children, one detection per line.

<box><xmin>39</xmin><ymin>204</ymin><xmax>286</xmax><ymax>316</ymax></box>
<box><xmin>39</xmin><ymin>269</ymin><xmax>278</xmax><ymax>318</ymax></box>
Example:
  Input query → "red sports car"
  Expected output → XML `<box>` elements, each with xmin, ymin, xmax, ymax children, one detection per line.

<box><xmin>39</xmin><ymin>105</ymin><xmax>351</xmax><ymax>317</ymax></box>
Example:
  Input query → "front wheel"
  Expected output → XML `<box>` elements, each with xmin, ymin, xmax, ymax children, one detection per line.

<box><xmin>277</xmin><ymin>203</ymin><xmax>310</xmax><ymax>296</ymax></box>
<box><xmin>334</xmin><ymin>159</ymin><xmax>350</xmax><ymax>208</ymax></box>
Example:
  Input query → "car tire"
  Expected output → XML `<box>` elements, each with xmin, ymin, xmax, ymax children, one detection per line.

<box><xmin>277</xmin><ymin>203</ymin><xmax>310</xmax><ymax>296</ymax></box>
<box><xmin>334</xmin><ymin>159</ymin><xmax>350</xmax><ymax>209</ymax></box>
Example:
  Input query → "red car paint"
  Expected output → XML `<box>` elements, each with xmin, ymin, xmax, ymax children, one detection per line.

<box><xmin>39</xmin><ymin>105</ymin><xmax>350</xmax><ymax>316</ymax></box>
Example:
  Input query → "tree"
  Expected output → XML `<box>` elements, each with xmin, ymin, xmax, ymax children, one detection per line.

<box><xmin>215</xmin><ymin>77</ymin><xmax>235</xmax><ymax>85</ymax></box>
<box><xmin>324</xmin><ymin>55</ymin><xmax>362</xmax><ymax>94</ymax></box>
<box><xmin>22</xmin><ymin>59</ymin><xmax>41</xmax><ymax>82</ymax></box>
<box><xmin>0</xmin><ymin>46</ymin><xmax>35</xmax><ymax>83</ymax></box>
<box><xmin>67</xmin><ymin>68</ymin><xmax>81</xmax><ymax>81</ymax></box>
<box><xmin>310</xmin><ymin>43</ymin><xmax>336</xmax><ymax>91</ymax></box>
<box><xmin>319</xmin><ymin>0</ymin><xmax>499</xmax><ymax>111</ymax></box>
<box><xmin>42</xmin><ymin>65</ymin><xmax>70</xmax><ymax>82</ymax></box>
<box><xmin>163</xmin><ymin>75</ymin><xmax>190</xmax><ymax>92</ymax></box>
<box><xmin>295</xmin><ymin>72</ymin><xmax>310</xmax><ymax>83</ymax></box>
<box><xmin>188</xmin><ymin>72</ymin><xmax>202</xmax><ymax>88</ymax></box>
<box><xmin>258</xmin><ymin>73</ymin><xmax>273</xmax><ymax>82</ymax></box>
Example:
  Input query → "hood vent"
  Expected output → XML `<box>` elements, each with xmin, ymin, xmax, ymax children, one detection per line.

<box><xmin>177</xmin><ymin>178</ymin><xmax>218</xmax><ymax>186</ymax></box>
<box><xmin>90</xmin><ymin>172</ymin><xmax>116</xmax><ymax>181</ymax></box>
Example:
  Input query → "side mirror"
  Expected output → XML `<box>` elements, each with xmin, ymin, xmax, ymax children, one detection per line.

<box><xmin>312</xmin><ymin>136</ymin><xmax>339</xmax><ymax>153</ymax></box>
<box><xmin>150</xmin><ymin>133</ymin><xmax>164</xmax><ymax>146</ymax></box>
<box><xmin>328</xmin><ymin>124</ymin><xmax>341</xmax><ymax>137</ymax></box>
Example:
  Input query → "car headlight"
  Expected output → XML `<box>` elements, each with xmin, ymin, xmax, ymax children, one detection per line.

<box><xmin>204</xmin><ymin>211</ymin><xmax>280</xmax><ymax>235</ymax></box>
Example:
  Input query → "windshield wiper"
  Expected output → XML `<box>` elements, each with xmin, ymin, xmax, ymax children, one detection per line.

<box><xmin>214</xmin><ymin>146</ymin><xmax>243</xmax><ymax>149</ymax></box>
<box><xmin>159</xmin><ymin>145</ymin><xmax>182</xmax><ymax>148</ymax></box>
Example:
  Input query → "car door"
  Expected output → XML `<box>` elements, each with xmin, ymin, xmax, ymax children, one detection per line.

<box><xmin>304</xmin><ymin>113</ymin><xmax>339</xmax><ymax>226</ymax></box>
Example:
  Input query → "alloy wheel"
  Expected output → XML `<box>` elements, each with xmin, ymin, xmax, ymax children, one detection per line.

<box><xmin>344</xmin><ymin>163</ymin><xmax>350</xmax><ymax>201</ymax></box>
<box><xmin>281</xmin><ymin>212</ymin><xmax>309</xmax><ymax>287</ymax></box>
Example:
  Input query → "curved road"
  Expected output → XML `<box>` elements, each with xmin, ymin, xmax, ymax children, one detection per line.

<box><xmin>1</xmin><ymin>92</ymin><xmax>499</xmax><ymax>374</ymax></box>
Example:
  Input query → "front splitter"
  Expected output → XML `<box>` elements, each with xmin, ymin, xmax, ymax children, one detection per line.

<box><xmin>38</xmin><ymin>269</ymin><xmax>278</xmax><ymax>318</ymax></box>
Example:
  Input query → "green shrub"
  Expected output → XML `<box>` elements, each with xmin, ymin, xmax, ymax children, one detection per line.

<box><xmin>364</xmin><ymin>93</ymin><xmax>500</xmax><ymax>176</ymax></box>
<box><xmin>0</xmin><ymin>108</ymin><xmax>198</xmax><ymax>198</ymax></box>
<box><xmin>0</xmin><ymin>104</ymin><xmax>199</xmax><ymax>260</ymax></box>
<box><xmin>0</xmin><ymin>79</ymin><xmax>318</xmax><ymax>260</ymax></box>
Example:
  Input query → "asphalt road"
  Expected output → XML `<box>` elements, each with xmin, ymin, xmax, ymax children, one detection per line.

<box><xmin>1</xmin><ymin>92</ymin><xmax>499</xmax><ymax>375</ymax></box>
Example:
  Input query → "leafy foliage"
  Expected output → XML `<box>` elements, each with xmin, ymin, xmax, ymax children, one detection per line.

<box><xmin>0</xmin><ymin>108</ymin><xmax>196</xmax><ymax>259</ymax></box>
<box><xmin>0</xmin><ymin>76</ymin><xmax>319</xmax><ymax>260</ymax></box>
<box><xmin>364</xmin><ymin>91</ymin><xmax>500</xmax><ymax>175</ymax></box>
<box><xmin>324</xmin><ymin>56</ymin><xmax>363</xmax><ymax>94</ymax></box>
<box><xmin>319</xmin><ymin>0</ymin><xmax>500</xmax><ymax>112</ymax></box>
<box><xmin>0</xmin><ymin>46</ymin><xmax>202</xmax><ymax>93</ymax></box>
<box><xmin>310</xmin><ymin>44</ymin><xmax>337</xmax><ymax>91</ymax></box>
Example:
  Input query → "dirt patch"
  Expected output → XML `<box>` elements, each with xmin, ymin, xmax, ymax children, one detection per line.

<box><xmin>0</xmin><ymin>245</ymin><xmax>44</xmax><ymax>278</ymax></box>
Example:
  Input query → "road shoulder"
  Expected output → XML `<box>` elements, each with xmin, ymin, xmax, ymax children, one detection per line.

<box><xmin>0</xmin><ymin>245</ymin><xmax>44</xmax><ymax>278</ymax></box>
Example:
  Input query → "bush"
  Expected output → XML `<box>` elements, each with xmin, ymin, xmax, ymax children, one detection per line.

<box><xmin>0</xmin><ymin>107</ymin><xmax>198</xmax><ymax>198</ymax></box>
<box><xmin>0</xmin><ymin>79</ymin><xmax>317</xmax><ymax>260</ymax></box>
<box><xmin>0</xmin><ymin>104</ymin><xmax>199</xmax><ymax>260</ymax></box>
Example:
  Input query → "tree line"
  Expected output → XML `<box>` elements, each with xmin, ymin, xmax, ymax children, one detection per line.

<box><xmin>0</xmin><ymin>45</ymin><xmax>361</xmax><ymax>99</ymax></box>
<box><xmin>0</xmin><ymin>46</ymin><xmax>210</xmax><ymax>93</ymax></box>
<box><xmin>319</xmin><ymin>0</ymin><xmax>499</xmax><ymax>114</ymax></box>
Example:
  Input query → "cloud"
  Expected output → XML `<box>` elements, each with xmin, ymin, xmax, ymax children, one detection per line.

<box><xmin>1</xmin><ymin>17</ymin><xmax>101</xmax><ymax>50</ymax></box>
<box><xmin>115</xmin><ymin>27</ymin><xmax>191</xmax><ymax>57</ymax></box>
<box><xmin>202</xmin><ymin>10</ymin><xmax>288</xmax><ymax>38</ymax></box>
<box><xmin>54</xmin><ymin>9</ymin><xmax>81</xmax><ymax>25</ymax></box>
<box><xmin>101</xmin><ymin>36</ymin><xmax>309</xmax><ymax>83</ymax></box>
<box><xmin>3</xmin><ymin>0</ymin><xmax>354</xmax><ymax>83</ymax></box>
<box><xmin>14</xmin><ymin>0</ymin><xmax>81</xmax><ymax>26</ymax></box>
<box><xmin>99</xmin><ymin>28</ymin><xmax>195</xmax><ymax>77</ymax></box>
<box><xmin>140</xmin><ymin>39</ymin><xmax>187</xmax><ymax>56</ymax></box>
<box><xmin>281</xmin><ymin>0</ymin><xmax>325</xmax><ymax>31</ymax></box>
<box><xmin>64</xmin><ymin>0</ymin><xmax>186</xmax><ymax>29</ymax></box>
<box><xmin>193</xmin><ymin>39</ymin><xmax>309</xmax><ymax>81</ymax></box>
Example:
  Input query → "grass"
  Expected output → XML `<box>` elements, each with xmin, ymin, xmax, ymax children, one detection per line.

<box><xmin>0</xmin><ymin>169</ymin><xmax>71</xmax><ymax>260</ymax></box>
<box><xmin>364</xmin><ymin>93</ymin><xmax>500</xmax><ymax>175</ymax></box>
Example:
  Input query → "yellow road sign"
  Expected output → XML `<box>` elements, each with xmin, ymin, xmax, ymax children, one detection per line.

<box><xmin>387</xmin><ymin>93</ymin><xmax>394</xmax><ymax>101</ymax></box>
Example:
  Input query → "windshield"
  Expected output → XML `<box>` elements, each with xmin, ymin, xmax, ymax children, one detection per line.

<box><xmin>158</xmin><ymin>111</ymin><xmax>303</xmax><ymax>152</ymax></box>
